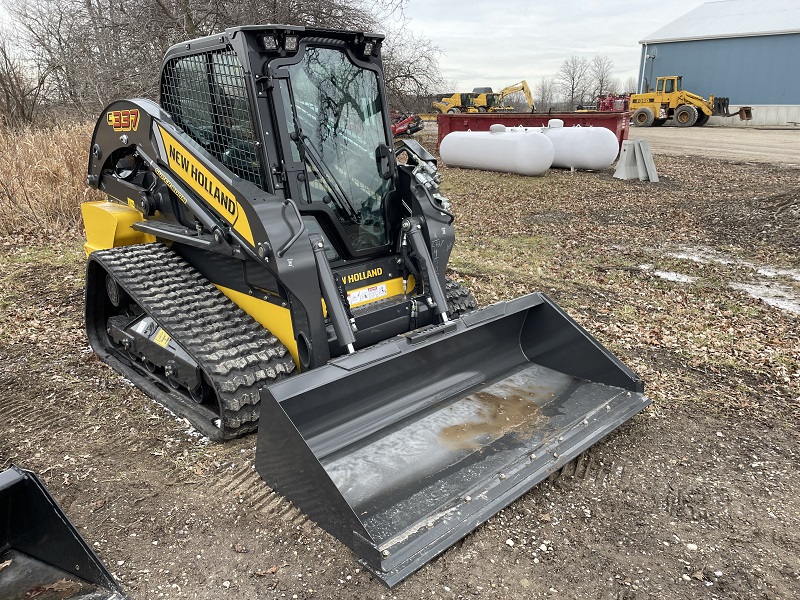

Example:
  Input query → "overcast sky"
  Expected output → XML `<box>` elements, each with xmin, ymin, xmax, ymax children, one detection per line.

<box><xmin>402</xmin><ymin>0</ymin><xmax>705</xmax><ymax>91</ymax></box>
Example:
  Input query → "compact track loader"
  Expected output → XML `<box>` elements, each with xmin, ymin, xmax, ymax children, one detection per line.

<box><xmin>83</xmin><ymin>25</ymin><xmax>650</xmax><ymax>585</ymax></box>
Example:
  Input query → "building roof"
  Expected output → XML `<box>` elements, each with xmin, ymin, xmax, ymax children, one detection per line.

<box><xmin>640</xmin><ymin>0</ymin><xmax>800</xmax><ymax>44</ymax></box>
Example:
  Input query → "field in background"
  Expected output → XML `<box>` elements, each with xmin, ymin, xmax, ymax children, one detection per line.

<box><xmin>0</xmin><ymin>123</ymin><xmax>101</xmax><ymax>237</ymax></box>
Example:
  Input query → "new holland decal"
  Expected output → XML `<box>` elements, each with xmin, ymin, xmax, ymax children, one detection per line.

<box><xmin>343</xmin><ymin>267</ymin><xmax>383</xmax><ymax>285</ymax></box>
<box><xmin>157</xmin><ymin>124</ymin><xmax>255</xmax><ymax>245</ymax></box>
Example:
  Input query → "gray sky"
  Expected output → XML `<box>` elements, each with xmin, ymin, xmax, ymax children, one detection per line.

<box><xmin>402</xmin><ymin>0</ymin><xmax>704</xmax><ymax>91</ymax></box>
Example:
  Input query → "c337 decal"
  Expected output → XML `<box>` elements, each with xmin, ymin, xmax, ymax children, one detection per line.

<box><xmin>157</xmin><ymin>124</ymin><xmax>254</xmax><ymax>245</ymax></box>
<box><xmin>107</xmin><ymin>109</ymin><xmax>140</xmax><ymax>132</ymax></box>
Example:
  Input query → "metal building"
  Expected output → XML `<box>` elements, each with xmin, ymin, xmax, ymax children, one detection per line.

<box><xmin>638</xmin><ymin>0</ymin><xmax>800</xmax><ymax>126</ymax></box>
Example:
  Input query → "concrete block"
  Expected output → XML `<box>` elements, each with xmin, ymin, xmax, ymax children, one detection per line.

<box><xmin>613</xmin><ymin>141</ymin><xmax>640</xmax><ymax>180</ymax></box>
<box><xmin>613</xmin><ymin>140</ymin><xmax>658</xmax><ymax>182</ymax></box>
<box><xmin>637</xmin><ymin>140</ymin><xmax>659</xmax><ymax>183</ymax></box>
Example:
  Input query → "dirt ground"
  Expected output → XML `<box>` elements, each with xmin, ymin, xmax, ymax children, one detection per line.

<box><xmin>1</xmin><ymin>126</ymin><xmax>798</xmax><ymax>600</ymax></box>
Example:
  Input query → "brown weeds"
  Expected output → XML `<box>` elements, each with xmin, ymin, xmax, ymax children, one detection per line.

<box><xmin>0</xmin><ymin>123</ymin><xmax>102</xmax><ymax>237</ymax></box>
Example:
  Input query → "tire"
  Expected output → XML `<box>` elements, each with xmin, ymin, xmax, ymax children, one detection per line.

<box><xmin>447</xmin><ymin>107</ymin><xmax>460</xmax><ymax>114</ymax></box>
<box><xmin>477</xmin><ymin>106</ymin><xmax>487</xmax><ymax>113</ymax></box>
<box><xmin>674</xmin><ymin>104</ymin><xmax>698</xmax><ymax>127</ymax></box>
<box><xmin>694</xmin><ymin>111</ymin><xmax>710</xmax><ymax>127</ymax></box>
<box><xmin>632</xmin><ymin>107</ymin><xmax>654</xmax><ymax>127</ymax></box>
<box><xmin>652</xmin><ymin>118</ymin><xmax>667</xmax><ymax>127</ymax></box>
<box><xmin>432</xmin><ymin>107</ymin><xmax>442</xmax><ymax>115</ymax></box>
<box><xmin>445</xmin><ymin>277</ymin><xmax>478</xmax><ymax>317</ymax></box>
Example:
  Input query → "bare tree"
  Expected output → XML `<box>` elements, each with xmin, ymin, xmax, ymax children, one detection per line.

<box><xmin>606</xmin><ymin>77</ymin><xmax>621</xmax><ymax>95</ymax></box>
<box><xmin>536</xmin><ymin>76</ymin><xmax>556</xmax><ymax>113</ymax></box>
<box><xmin>7</xmin><ymin>0</ymin><xmax>414</xmax><ymax>116</ymax></box>
<box><xmin>590</xmin><ymin>55</ymin><xmax>614</xmax><ymax>98</ymax></box>
<box><xmin>556</xmin><ymin>56</ymin><xmax>590</xmax><ymax>109</ymax></box>
<box><xmin>381</xmin><ymin>26</ymin><xmax>445</xmax><ymax>113</ymax></box>
<box><xmin>0</xmin><ymin>29</ymin><xmax>50</xmax><ymax>126</ymax></box>
<box><xmin>623</xmin><ymin>75</ymin><xmax>639</xmax><ymax>95</ymax></box>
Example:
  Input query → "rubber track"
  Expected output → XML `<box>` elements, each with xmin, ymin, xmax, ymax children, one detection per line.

<box><xmin>91</xmin><ymin>243</ymin><xmax>295</xmax><ymax>440</ymax></box>
<box><xmin>444</xmin><ymin>277</ymin><xmax>478</xmax><ymax>316</ymax></box>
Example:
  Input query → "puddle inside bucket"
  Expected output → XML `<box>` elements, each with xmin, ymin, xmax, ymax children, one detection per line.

<box><xmin>439</xmin><ymin>388</ymin><xmax>547</xmax><ymax>451</ymax></box>
<box><xmin>321</xmin><ymin>364</ymin><xmax>574</xmax><ymax>511</ymax></box>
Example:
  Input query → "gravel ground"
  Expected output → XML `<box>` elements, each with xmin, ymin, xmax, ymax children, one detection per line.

<box><xmin>628</xmin><ymin>126</ymin><xmax>800</xmax><ymax>166</ymax></box>
<box><xmin>0</xmin><ymin>127</ymin><xmax>798</xmax><ymax>599</ymax></box>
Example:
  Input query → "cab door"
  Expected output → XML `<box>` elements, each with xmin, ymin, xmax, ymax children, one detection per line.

<box><xmin>663</xmin><ymin>77</ymin><xmax>678</xmax><ymax>106</ymax></box>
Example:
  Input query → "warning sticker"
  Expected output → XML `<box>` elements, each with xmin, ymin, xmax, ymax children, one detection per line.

<box><xmin>348</xmin><ymin>284</ymin><xmax>387</xmax><ymax>306</ymax></box>
<box><xmin>153</xmin><ymin>328</ymin><xmax>171</xmax><ymax>348</ymax></box>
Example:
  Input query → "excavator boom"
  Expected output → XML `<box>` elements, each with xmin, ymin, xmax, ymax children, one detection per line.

<box><xmin>498</xmin><ymin>80</ymin><xmax>535</xmax><ymax>112</ymax></box>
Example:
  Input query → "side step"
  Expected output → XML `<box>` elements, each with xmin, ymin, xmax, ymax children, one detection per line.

<box><xmin>255</xmin><ymin>292</ymin><xmax>650</xmax><ymax>585</ymax></box>
<box><xmin>0</xmin><ymin>466</ymin><xmax>125</xmax><ymax>599</ymax></box>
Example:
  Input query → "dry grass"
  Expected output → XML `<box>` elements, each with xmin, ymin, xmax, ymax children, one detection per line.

<box><xmin>0</xmin><ymin>122</ymin><xmax>102</xmax><ymax>237</ymax></box>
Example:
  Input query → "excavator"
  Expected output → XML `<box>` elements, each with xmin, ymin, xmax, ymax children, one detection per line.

<box><xmin>493</xmin><ymin>80</ymin><xmax>535</xmax><ymax>112</ymax></box>
<box><xmin>436</xmin><ymin>81</ymin><xmax>535</xmax><ymax>114</ymax></box>
<box><xmin>80</xmin><ymin>25</ymin><xmax>650</xmax><ymax>586</ymax></box>
<box><xmin>469</xmin><ymin>81</ymin><xmax>536</xmax><ymax>113</ymax></box>
<box><xmin>470</xmin><ymin>90</ymin><xmax>511</xmax><ymax>113</ymax></box>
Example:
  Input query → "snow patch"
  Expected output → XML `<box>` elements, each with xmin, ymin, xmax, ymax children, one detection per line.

<box><xmin>729</xmin><ymin>282</ymin><xmax>800</xmax><ymax>315</ymax></box>
<box><xmin>653</xmin><ymin>270</ymin><xmax>698</xmax><ymax>284</ymax></box>
<box><xmin>756</xmin><ymin>267</ymin><xmax>800</xmax><ymax>282</ymax></box>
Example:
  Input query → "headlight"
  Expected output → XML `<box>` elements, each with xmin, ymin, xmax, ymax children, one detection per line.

<box><xmin>261</xmin><ymin>34</ymin><xmax>278</xmax><ymax>51</ymax></box>
<box><xmin>284</xmin><ymin>35</ymin><xmax>299</xmax><ymax>52</ymax></box>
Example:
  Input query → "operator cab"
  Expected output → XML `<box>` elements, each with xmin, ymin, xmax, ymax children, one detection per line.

<box><xmin>655</xmin><ymin>76</ymin><xmax>682</xmax><ymax>94</ymax></box>
<box><xmin>160</xmin><ymin>26</ymin><xmax>397</xmax><ymax>263</ymax></box>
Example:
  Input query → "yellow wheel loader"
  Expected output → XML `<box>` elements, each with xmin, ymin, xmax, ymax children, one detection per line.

<box><xmin>630</xmin><ymin>75</ymin><xmax>752</xmax><ymax>127</ymax></box>
<box><xmin>83</xmin><ymin>25</ymin><xmax>650</xmax><ymax>586</ymax></box>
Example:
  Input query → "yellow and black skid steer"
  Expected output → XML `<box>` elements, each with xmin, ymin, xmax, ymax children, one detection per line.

<box><xmin>83</xmin><ymin>25</ymin><xmax>650</xmax><ymax>585</ymax></box>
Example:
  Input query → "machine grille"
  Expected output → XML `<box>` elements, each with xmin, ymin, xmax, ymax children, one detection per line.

<box><xmin>161</xmin><ymin>50</ymin><xmax>265</xmax><ymax>189</ymax></box>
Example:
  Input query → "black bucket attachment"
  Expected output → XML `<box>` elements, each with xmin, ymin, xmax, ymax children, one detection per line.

<box><xmin>255</xmin><ymin>293</ymin><xmax>650</xmax><ymax>586</ymax></box>
<box><xmin>0</xmin><ymin>466</ymin><xmax>125</xmax><ymax>599</ymax></box>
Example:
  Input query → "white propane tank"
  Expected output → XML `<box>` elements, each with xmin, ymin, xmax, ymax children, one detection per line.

<box><xmin>538</xmin><ymin>120</ymin><xmax>620</xmax><ymax>170</ymax></box>
<box><xmin>439</xmin><ymin>125</ymin><xmax>554</xmax><ymax>176</ymax></box>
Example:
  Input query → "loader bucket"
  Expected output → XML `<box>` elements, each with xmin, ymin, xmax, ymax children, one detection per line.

<box><xmin>255</xmin><ymin>293</ymin><xmax>650</xmax><ymax>586</ymax></box>
<box><xmin>0</xmin><ymin>466</ymin><xmax>124</xmax><ymax>599</ymax></box>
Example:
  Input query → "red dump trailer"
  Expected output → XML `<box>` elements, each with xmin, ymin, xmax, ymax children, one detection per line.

<box><xmin>437</xmin><ymin>112</ymin><xmax>630</xmax><ymax>150</ymax></box>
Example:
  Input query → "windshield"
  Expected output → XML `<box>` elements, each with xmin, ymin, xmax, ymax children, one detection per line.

<box><xmin>287</xmin><ymin>47</ymin><xmax>390</xmax><ymax>250</ymax></box>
